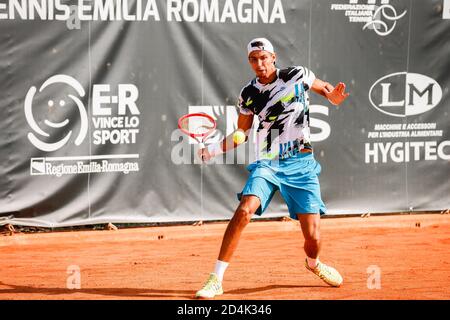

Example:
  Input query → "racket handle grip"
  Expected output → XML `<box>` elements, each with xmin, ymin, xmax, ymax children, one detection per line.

<box><xmin>198</xmin><ymin>142</ymin><xmax>205</xmax><ymax>149</ymax></box>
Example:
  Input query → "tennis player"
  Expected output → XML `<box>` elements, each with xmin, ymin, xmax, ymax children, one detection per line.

<box><xmin>196</xmin><ymin>38</ymin><xmax>349</xmax><ymax>299</ymax></box>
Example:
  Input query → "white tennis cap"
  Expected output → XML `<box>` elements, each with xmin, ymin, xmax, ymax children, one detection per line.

<box><xmin>247</xmin><ymin>38</ymin><xmax>275</xmax><ymax>56</ymax></box>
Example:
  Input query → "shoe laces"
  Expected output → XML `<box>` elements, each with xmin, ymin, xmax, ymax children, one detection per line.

<box><xmin>316</xmin><ymin>263</ymin><xmax>336</xmax><ymax>279</ymax></box>
<box><xmin>202</xmin><ymin>274</ymin><xmax>219</xmax><ymax>290</ymax></box>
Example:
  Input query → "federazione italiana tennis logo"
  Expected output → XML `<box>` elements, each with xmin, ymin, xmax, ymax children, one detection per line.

<box><xmin>25</xmin><ymin>74</ymin><xmax>140</xmax><ymax>177</ymax></box>
<box><xmin>330</xmin><ymin>0</ymin><xmax>407</xmax><ymax>37</ymax></box>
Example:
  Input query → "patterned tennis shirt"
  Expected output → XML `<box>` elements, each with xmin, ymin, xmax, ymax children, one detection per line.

<box><xmin>238</xmin><ymin>66</ymin><xmax>316</xmax><ymax>160</ymax></box>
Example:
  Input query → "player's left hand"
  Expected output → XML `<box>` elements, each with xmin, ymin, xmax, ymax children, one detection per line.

<box><xmin>325</xmin><ymin>82</ymin><xmax>349</xmax><ymax>106</ymax></box>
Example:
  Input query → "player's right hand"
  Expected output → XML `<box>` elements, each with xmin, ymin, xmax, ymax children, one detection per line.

<box><xmin>198</xmin><ymin>147</ymin><xmax>213</xmax><ymax>162</ymax></box>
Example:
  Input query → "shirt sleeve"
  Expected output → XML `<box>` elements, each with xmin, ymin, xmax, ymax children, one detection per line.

<box><xmin>237</xmin><ymin>90</ymin><xmax>254</xmax><ymax>116</ymax></box>
<box><xmin>302</xmin><ymin>67</ymin><xmax>316</xmax><ymax>91</ymax></box>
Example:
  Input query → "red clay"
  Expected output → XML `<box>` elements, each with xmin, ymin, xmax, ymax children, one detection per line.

<box><xmin>1</xmin><ymin>214</ymin><xmax>449</xmax><ymax>300</ymax></box>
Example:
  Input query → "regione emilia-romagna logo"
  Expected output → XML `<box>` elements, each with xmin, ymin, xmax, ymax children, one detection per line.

<box><xmin>369</xmin><ymin>72</ymin><xmax>442</xmax><ymax>117</ymax></box>
<box><xmin>25</xmin><ymin>74</ymin><xmax>141</xmax><ymax>177</ymax></box>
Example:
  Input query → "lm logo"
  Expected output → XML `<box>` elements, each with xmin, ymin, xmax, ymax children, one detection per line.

<box><xmin>369</xmin><ymin>72</ymin><xmax>442</xmax><ymax>117</ymax></box>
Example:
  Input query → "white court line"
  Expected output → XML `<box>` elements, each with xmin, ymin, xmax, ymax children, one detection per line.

<box><xmin>43</xmin><ymin>154</ymin><xmax>139</xmax><ymax>161</ymax></box>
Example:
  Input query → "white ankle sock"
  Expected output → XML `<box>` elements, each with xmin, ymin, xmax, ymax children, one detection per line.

<box><xmin>307</xmin><ymin>256</ymin><xmax>319</xmax><ymax>269</ymax></box>
<box><xmin>214</xmin><ymin>260</ymin><xmax>229</xmax><ymax>282</ymax></box>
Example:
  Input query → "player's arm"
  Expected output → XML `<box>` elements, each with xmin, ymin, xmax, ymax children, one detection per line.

<box><xmin>199</xmin><ymin>113</ymin><xmax>254</xmax><ymax>162</ymax></box>
<box><xmin>311</xmin><ymin>78</ymin><xmax>349</xmax><ymax>106</ymax></box>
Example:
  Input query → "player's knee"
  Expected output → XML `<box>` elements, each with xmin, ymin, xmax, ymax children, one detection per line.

<box><xmin>304</xmin><ymin>229</ymin><xmax>321</xmax><ymax>242</ymax></box>
<box><xmin>234</xmin><ymin>207</ymin><xmax>253</xmax><ymax>225</ymax></box>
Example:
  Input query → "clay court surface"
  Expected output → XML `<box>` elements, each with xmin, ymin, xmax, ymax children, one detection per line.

<box><xmin>1</xmin><ymin>213</ymin><xmax>449</xmax><ymax>300</ymax></box>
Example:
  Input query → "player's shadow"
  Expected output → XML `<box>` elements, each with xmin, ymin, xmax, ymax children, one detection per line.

<box><xmin>0</xmin><ymin>281</ymin><xmax>194</xmax><ymax>299</ymax></box>
<box><xmin>227</xmin><ymin>284</ymin><xmax>331</xmax><ymax>295</ymax></box>
<box><xmin>0</xmin><ymin>282</ymin><xmax>330</xmax><ymax>299</ymax></box>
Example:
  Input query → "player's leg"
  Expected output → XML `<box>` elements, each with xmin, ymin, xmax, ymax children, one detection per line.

<box><xmin>196</xmin><ymin>177</ymin><xmax>277</xmax><ymax>298</ymax></box>
<box><xmin>279</xmin><ymin>178</ymin><xmax>343</xmax><ymax>287</ymax></box>
<box><xmin>218</xmin><ymin>194</ymin><xmax>261</xmax><ymax>262</ymax></box>
<box><xmin>195</xmin><ymin>196</ymin><xmax>261</xmax><ymax>299</ymax></box>
<box><xmin>297</xmin><ymin>212</ymin><xmax>343</xmax><ymax>287</ymax></box>
<box><xmin>297</xmin><ymin>213</ymin><xmax>322</xmax><ymax>266</ymax></box>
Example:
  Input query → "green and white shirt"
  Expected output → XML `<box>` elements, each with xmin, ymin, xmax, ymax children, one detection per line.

<box><xmin>238</xmin><ymin>66</ymin><xmax>316</xmax><ymax>160</ymax></box>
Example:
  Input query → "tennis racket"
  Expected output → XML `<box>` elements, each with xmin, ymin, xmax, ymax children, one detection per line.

<box><xmin>178</xmin><ymin>112</ymin><xmax>217</xmax><ymax>218</ymax></box>
<box><xmin>178</xmin><ymin>112</ymin><xmax>217</xmax><ymax>152</ymax></box>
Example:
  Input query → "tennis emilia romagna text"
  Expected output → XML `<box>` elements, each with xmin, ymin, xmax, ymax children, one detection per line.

<box><xmin>0</xmin><ymin>0</ymin><xmax>287</xmax><ymax>23</ymax></box>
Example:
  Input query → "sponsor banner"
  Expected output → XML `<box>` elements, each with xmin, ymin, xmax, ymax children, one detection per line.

<box><xmin>0</xmin><ymin>0</ymin><xmax>449</xmax><ymax>227</ymax></box>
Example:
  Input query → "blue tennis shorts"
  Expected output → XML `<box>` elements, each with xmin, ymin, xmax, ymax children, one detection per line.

<box><xmin>237</xmin><ymin>152</ymin><xmax>327</xmax><ymax>219</ymax></box>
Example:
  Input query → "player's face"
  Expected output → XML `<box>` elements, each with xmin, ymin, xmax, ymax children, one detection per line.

<box><xmin>248</xmin><ymin>51</ymin><xmax>276</xmax><ymax>80</ymax></box>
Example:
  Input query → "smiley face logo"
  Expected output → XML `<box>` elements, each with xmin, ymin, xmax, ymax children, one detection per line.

<box><xmin>24</xmin><ymin>75</ymin><xmax>88</xmax><ymax>152</ymax></box>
